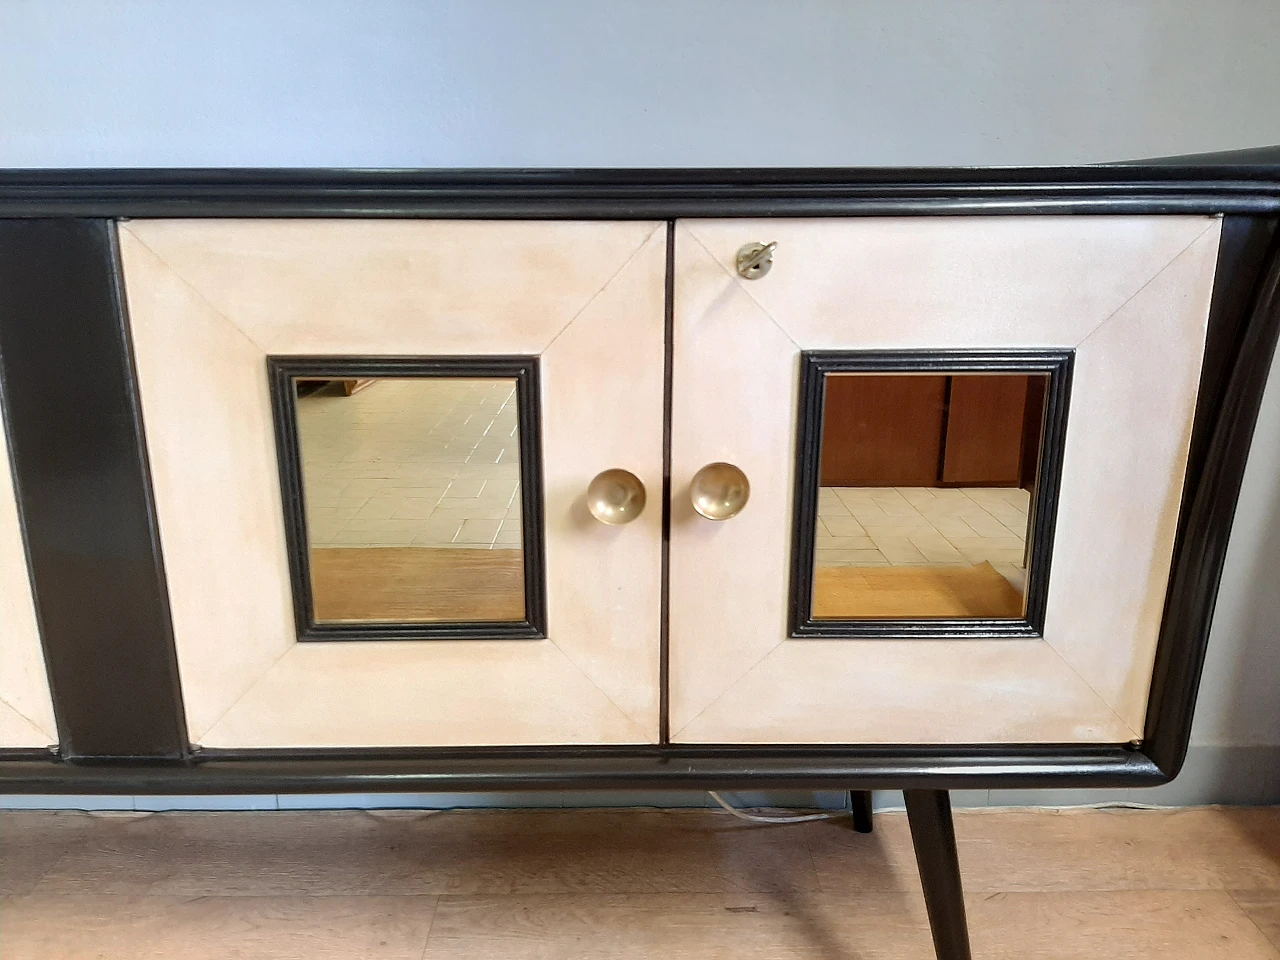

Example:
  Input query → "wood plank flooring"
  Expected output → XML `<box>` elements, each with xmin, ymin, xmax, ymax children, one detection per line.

<box><xmin>1</xmin><ymin>806</ymin><xmax>1278</xmax><ymax>958</ymax></box>
<box><xmin>310</xmin><ymin>546</ymin><xmax>525</xmax><ymax>622</ymax></box>
<box><xmin>813</xmin><ymin>561</ymin><xmax>1024</xmax><ymax>618</ymax></box>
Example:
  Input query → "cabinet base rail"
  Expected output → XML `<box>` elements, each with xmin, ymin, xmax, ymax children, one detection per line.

<box><xmin>0</xmin><ymin>744</ymin><xmax>1165</xmax><ymax>794</ymax></box>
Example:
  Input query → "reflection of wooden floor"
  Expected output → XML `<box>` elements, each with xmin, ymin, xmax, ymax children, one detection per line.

<box><xmin>813</xmin><ymin>561</ymin><xmax>1023</xmax><ymax>619</ymax></box>
<box><xmin>310</xmin><ymin>547</ymin><xmax>525</xmax><ymax>623</ymax></box>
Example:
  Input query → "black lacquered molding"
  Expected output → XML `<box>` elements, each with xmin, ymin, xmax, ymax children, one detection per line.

<box><xmin>787</xmin><ymin>349</ymin><xmax>1073</xmax><ymax>639</ymax></box>
<box><xmin>0</xmin><ymin>742</ymin><xmax>1161</xmax><ymax>795</ymax></box>
<box><xmin>0</xmin><ymin>163</ymin><xmax>1279</xmax><ymax>219</ymax></box>
<box><xmin>0</xmin><ymin>219</ymin><xmax>188</xmax><ymax>759</ymax></box>
<box><xmin>1143</xmin><ymin>220</ymin><xmax>1280</xmax><ymax>776</ymax></box>
<box><xmin>268</xmin><ymin>355</ymin><xmax>547</xmax><ymax>641</ymax></box>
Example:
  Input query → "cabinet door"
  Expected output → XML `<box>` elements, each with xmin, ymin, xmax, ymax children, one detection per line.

<box><xmin>668</xmin><ymin>216</ymin><xmax>1220</xmax><ymax>745</ymax></box>
<box><xmin>121</xmin><ymin>220</ymin><xmax>666</xmax><ymax>748</ymax></box>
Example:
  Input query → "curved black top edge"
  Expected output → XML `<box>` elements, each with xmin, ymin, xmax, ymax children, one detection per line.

<box><xmin>1</xmin><ymin>148</ymin><xmax>1278</xmax><ymax>218</ymax></box>
<box><xmin>2</xmin><ymin>144</ymin><xmax>1280</xmax><ymax>184</ymax></box>
<box><xmin>1125</xmin><ymin>143</ymin><xmax>1280</xmax><ymax>167</ymax></box>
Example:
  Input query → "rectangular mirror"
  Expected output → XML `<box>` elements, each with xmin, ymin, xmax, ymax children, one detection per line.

<box><xmin>270</xmin><ymin>358</ymin><xmax>545</xmax><ymax>640</ymax></box>
<box><xmin>789</xmin><ymin>351</ymin><xmax>1071</xmax><ymax>637</ymax></box>
<box><xmin>814</xmin><ymin>371</ymin><xmax>1044</xmax><ymax>619</ymax></box>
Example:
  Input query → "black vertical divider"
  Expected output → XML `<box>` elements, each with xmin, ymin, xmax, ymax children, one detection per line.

<box><xmin>0</xmin><ymin>219</ymin><xmax>188</xmax><ymax>759</ymax></box>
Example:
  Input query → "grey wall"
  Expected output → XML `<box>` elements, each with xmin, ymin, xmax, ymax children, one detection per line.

<box><xmin>6</xmin><ymin>0</ymin><xmax>1280</xmax><ymax>168</ymax></box>
<box><xmin>2</xmin><ymin>0</ymin><xmax>1278</xmax><ymax>808</ymax></box>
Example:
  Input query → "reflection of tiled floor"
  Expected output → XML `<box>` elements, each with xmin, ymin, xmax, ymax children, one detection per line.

<box><xmin>817</xmin><ymin>486</ymin><xmax>1030</xmax><ymax>589</ymax></box>
<box><xmin>297</xmin><ymin>379</ymin><xmax>522</xmax><ymax>549</ymax></box>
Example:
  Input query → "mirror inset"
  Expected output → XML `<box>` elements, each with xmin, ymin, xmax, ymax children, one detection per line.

<box><xmin>790</xmin><ymin>350</ymin><xmax>1072</xmax><ymax>638</ymax></box>
<box><xmin>813</xmin><ymin>372</ymin><xmax>1045</xmax><ymax>620</ymax></box>
<box><xmin>270</xmin><ymin>358</ymin><xmax>544</xmax><ymax>640</ymax></box>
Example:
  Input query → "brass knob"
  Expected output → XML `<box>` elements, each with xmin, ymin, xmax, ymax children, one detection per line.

<box><xmin>586</xmin><ymin>469</ymin><xmax>646</xmax><ymax>525</ymax></box>
<box><xmin>735</xmin><ymin>241</ymin><xmax>776</xmax><ymax>280</ymax></box>
<box><xmin>689</xmin><ymin>462</ymin><xmax>750</xmax><ymax>520</ymax></box>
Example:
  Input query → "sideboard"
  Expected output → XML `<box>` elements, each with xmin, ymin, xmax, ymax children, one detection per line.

<box><xmin>2</xmin><ymin>153</ymin><xmax>1278</xmax><ymax>960</ymax></box>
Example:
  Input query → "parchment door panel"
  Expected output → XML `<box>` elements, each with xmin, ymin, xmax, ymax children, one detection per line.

<box><xmin>668</xmin><ymin>216</ymin><xmax>1221</xmax><ymax>744</ymax></box>
<box><xmin>121</xmin><ymin>219</ymin><xmax>666</xmax><ymax>748</ymax></box>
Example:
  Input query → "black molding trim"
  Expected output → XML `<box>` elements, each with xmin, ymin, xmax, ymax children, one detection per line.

<box><xmin>1</xmin><ymin>164</ymin><xmax>1280</xmax><ymax>219</ymax></box>
<box><xmin>787</xmin><ymin>349</ymin><xmax>1073</xmax><ymax>639</ymax></box>
<box><xmin>0</xmin><ymin>219</ymin><xmax>188</xmax><ymax>759</ymax></box>
<box><xmin>268</xmin><ymin>356</ymin><xmax>547</xmax><ymax>641</ymax></box>
<box><xmin>0</xmin><ymin>748</ymin><xmax>57</xmax><ymax>763</ymax></box>
<box><xmin>0</xmin><ymin>742</ymin><xmax>1162</xmax><ymax>794</ymax></box>
<box><xmin>1143</xmin><ymin>219</ymin><xmax>1280</xmax><ymax>776</ymax></box>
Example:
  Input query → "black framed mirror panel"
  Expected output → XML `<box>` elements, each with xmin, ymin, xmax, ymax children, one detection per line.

<box><xmin>267</xmin><ymin>355</ymin><xmax>547</xmax><ymax>641</ymax></box>
<box><xmin>788</xmin><ymin>349</ymin><xmax>1074</xmax><ymax>639</ymax></box>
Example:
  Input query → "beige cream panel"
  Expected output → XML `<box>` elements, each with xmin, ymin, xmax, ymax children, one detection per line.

<box><xmin>675</xmin><ymin>639</ymin><xmax>1133</xmax><ymax>744</ymax></box>
<box><xmin>0</xmin><ymin>701</ymin><xmax>52</xmax><ymax>747</ymax></box>
<box><xmin>0</xmin><ymin>424</ymin><xmax>56</xmax><ymax>747</ymax></box>
<box><xmin>669</xmin><ymin>216</ymin><xmax>1220</xmax><ymax>744</ymax></box>
<box><xmin>682</xmin><ymin>216</ymin><xmax>1217</xmax><ymax>349</ymax></box>
<box><xmin>123</xmin><ymin>219</ymin><xmax>658</xmax><ymax>355</ymax></box>
<box><xmin>667</xmin><ymin>236</ymin><xmax>800</xmax><ymax>734</ymax></box>
<box><xmin>539</xmin><ymin>228</ymin><xmax>666</xmax><ymax>731</ymax></box>
<box><xmin>121</xmin><ymin>220</ymin><xmax>666</xmax><ymax>747</ymax></box>
<box><xmin>1040</xmin><ymin>228</ymin><xmax>1219</xmax><ymax>731</ymax></box>
<box><xmin>119</xmin><ymin>231</ymin><xmax>297</xmax><ymax>741</ymax></box>
<box><xmin>200</xmin><ymin>640</ymin><xmax>647</xmax><ymax>748</ymax></box>
<box><xmin>665</xmin><ymin>230</ymin><xmax>1117</xmax><ymax>743</ymax></box>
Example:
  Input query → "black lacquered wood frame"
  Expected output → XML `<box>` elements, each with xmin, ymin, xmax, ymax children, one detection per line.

<box><xmin>1</xmin><ymin>160</ymin><xmax>1279</xmax><ymax>219</ymax></box>
<box><xmin>788</xmin><ymin>349</ymin><xmax>1072</xmax><ymax>639</ymax></box>
<box><xmin>268</xmin><ymin>356</ymin><xmax>547</xmax><ymax>641</ymax></box>
<box><xmin>0</xmin><ymin>219</ymin><xmax>188</xmax><ymax>760</ymax></box>
<box><xmin>0</xmin><ymin>159</ymin><xmax>1276</xmax><ymax>791</ymax></box>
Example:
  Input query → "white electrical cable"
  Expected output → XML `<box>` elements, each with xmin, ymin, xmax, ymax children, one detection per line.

<box><xmin>707</xmin><ymin>791</ymin><xmax>842</xmax><ymax>824</ymax></box>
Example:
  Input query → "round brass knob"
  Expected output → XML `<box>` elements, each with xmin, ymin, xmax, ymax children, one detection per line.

<box><xmin>586</xmin><ymin>469</ymin><xmax>646</xmax><ymax>525</ymax></box>
<box><xmin>689</xmin><ymin>462</ymin><xmax>750</xmax><ymax>521</ymax></box>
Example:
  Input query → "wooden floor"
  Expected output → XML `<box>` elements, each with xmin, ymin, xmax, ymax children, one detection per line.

<box><xmin>310</xmin><ymin>547</ymin><xmax>525</xmax><ymax>622</ymax></box>
<box><xmin>1</xmin><ymin>805</ymin><xmax>1278</xmax><ymax>958</ymax></box>
<box><xmin>813</xmin><ymin>561</ymin><xmax>1024</xmax><ymax>619</ymax></box>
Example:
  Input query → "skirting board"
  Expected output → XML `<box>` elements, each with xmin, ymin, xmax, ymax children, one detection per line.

<box><xmin>1</xmin><ymin>744</ymin><xmax>1275</xmax><ymax>811</ymax></box>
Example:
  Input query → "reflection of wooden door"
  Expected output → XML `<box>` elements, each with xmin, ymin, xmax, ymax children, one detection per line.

<box><xmin>820</xmin><ymin>373</ymin><xmax>1039</xmax><ymax>487</ymax></box>
<box><xmin>942</xmin><ymin>375</ymin><xmax>1029</xmax><ymax>485</ymax></box>
<box><xmin>820</xmin><ymin>375</ymin><xmax>946</xmax><ymax>485</ymax></box>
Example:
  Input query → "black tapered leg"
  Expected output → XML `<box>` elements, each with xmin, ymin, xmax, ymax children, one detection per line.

<box><xmin>849</xmin><ymin>790</ymin><xmax>874</xmax><ymax>832</ymax></box>
<box><xmin>904</xmin><ymin>790</ymin><xmax>972</xmax><ymax>960</ymax></box>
